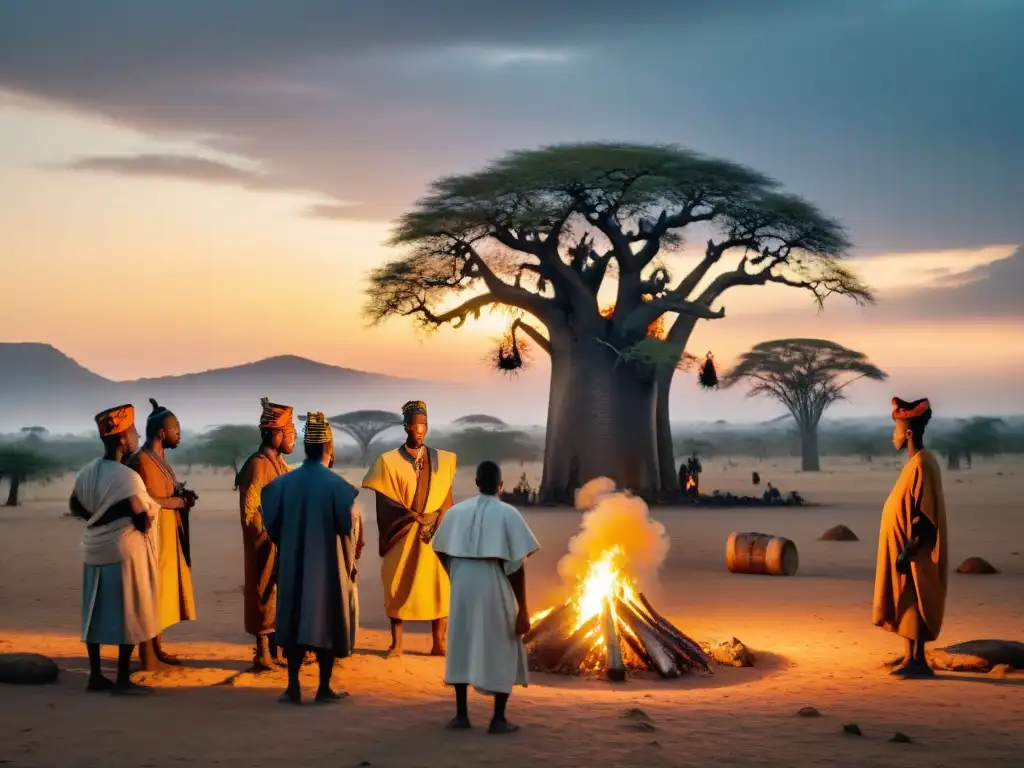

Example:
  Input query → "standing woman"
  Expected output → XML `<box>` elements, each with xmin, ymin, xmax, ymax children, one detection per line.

<box><xmin>873</xmin><ymin>397</ymin><xmax>949</xmax><ymax>678</ymax></box>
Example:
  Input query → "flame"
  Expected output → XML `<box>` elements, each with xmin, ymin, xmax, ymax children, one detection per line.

<box><xmin>570</xmin><ymin>545</ymin><xmax>638</xmax><ymax>631</ymax></box>
<box><xmin>685</xmin><ymin>475</ymin><xmax>697</xmax><ymax>492</ymax></box>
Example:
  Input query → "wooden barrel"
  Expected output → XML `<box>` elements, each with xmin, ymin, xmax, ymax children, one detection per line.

<box><xmin>726</xmin><ymin>532</ymin><xmax>799</xmax><ymax>576</ymax></box>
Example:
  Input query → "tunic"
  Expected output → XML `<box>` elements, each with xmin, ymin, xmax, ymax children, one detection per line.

<box><xmin>261</xmin><ymin>460</ymin><xmax>360</xmax><ymax>656</ymax></box>
<box><xmin>362</xmin><ymin>446</ymin><xmax>456</xmax><ymax>621</ymax></box>
<box><xmin>76</xmin><ymin>458</ymin><xmax>161</xmax><ymax>645</ymax></box>
<box><xmin>235</xmin><ymin>449</ymin><xmax>291</xmax><ymax>636</ymax></box>
<box><xmin>433</xmin><ymin>494</ymin><xmax>540</xmax><ymax>694</ymax></box>
<box><xmin>873</xmin><ymin>450</ymin><xmax>949</xmax><ymax>641</ymax></box>
<box><xmin>130</xmin><ymin>448</ymin><xmax>196</xmax><ymax>631</ymax></box>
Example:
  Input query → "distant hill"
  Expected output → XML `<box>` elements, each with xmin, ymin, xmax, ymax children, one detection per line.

<box><xmin>0</xmin><ymin>343</ymin><xmax>488</xmax><ymax>433</ymax></box>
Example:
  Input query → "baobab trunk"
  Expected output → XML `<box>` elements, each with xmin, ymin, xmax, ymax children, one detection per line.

<box><xmin>654</xmin><ymin>317</ymin><xmax>697</xmax><ymax>493</ymax></box>
<box><xmin>540</xmin><ymin>339</ymin><xmax>661</xmax><ymax>503</ymax></box>
<box><xmin>799</xmin><ymin>425</ymin><xmax>821</xmax><ymax>472</ymax></box>
<box><xmin>5</xmin><ymin>474</ymin><xmax>21</xmax><ymax>506</ymax></box>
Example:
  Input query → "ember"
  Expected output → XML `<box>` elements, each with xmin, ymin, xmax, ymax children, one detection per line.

<box><xmin>526</xmin><ymin>479</ymin><xmax>712</xmax><ymax>681</ymax></box>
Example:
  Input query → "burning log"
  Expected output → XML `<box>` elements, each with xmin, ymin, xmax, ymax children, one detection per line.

<box><xmin>636</xmin><ymin>593</ymin><xmax>712</xmax><ymax>672</ymax></box>
<box><xmin>615</xmin><ymin>597</ymin><xmax>679</xmax><ymax>677</ymax></box>
<box><xmin>525</xmin><ymin>602</ymin><xmax>573</xmax><ymax>644</ymax></box>
<box><xmin>552</xmin><ymin>615</ymin><xmax>601</xmax><ymax>673</ymax></box>
<box><xmin>601</xmin><ymin>597</ymin><xmax>626</xmax><ymax>682</ymax></box>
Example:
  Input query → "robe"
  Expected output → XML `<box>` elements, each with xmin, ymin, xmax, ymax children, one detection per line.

<box><xmin>873</xmin><ymin>449</ymin><xmax>949</xmax><ymax>641</ymax></box>
<box><xmin>129</xmin><ymin>448</ymin><xmax>196</xmax><ymax>631</ymax></box>
<box><xmin>76</xmin><ymin>458</ymin><xmax>161</xmax><ymax>645</ymax></box>
<box><xmin>261</xmin><ymin>460</ymin><xmax>360</xmax><ymax>656</ymax></box>
<box><xmin>433</xmin><ymin>494</ymin><xmax>540</xmax><ymax>694</ymax></box>
<box><xmin>235</xmin><ymin>449</ymin><xmax>291</xmax><ymax>636</ymax></box>
<box><xmin>362</xmin><ymin>446</ymin><xmax>455</xmax><ymax>621</ymax></box>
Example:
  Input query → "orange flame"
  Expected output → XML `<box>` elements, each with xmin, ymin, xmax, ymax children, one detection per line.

<box><xmin>600</xmin><ymin>300</ymin><xmax>665</xmax><ymax>340</ymax></box>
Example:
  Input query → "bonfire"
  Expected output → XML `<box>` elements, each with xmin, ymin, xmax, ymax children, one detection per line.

<box><xmin>525</xmin><ymin>545</ymin><xmax>712</xmax><ymax>681</ymax></box>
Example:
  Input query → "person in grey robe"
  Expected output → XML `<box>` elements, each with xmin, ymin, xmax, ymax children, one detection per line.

<box><xmin>261</xmin><ymin>412</ymin><xmax>360</xmax><ymax>705</ymax></box>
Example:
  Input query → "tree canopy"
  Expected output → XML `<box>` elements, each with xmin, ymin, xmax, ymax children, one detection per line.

<box><xmin>323</xmin><ymin>410</ymin><xmax>403</xmax><ymax>466</ymax></box>
<box><xmin>185</xmin><ymin>424</ymin><xmax>260</xmax><ymax>475</ymax></box>
<box><xmin>0</xmin><ymin>445</ymin><xmax>64</xmax><ymax>505</ymax></box>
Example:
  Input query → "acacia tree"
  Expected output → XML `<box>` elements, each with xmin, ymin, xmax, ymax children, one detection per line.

<box><xmin>453</xmin><ymin>414</ymin><xmax>508</xmax><ymax>429</ymax></box>
<box><xmin>188</xmin><ymin>424</ymin><xmax>261</xmax><ymax>475</ymax></box>
<box><xmin>366</xmin><ymin>143</ymin><xmax>872</xmax><ymax>501</ymax></box>
<box><xmin>722</xmin><ymin>339</ymin><xmax>887</xmax><ymax>471</ymax></box>
<box><xmin>324</xmin><ymin>410</ymin><xmax>403</xmax><ymax>466</ymax></box>
<box><xmin>0</xmin><ymin>445</ymin><xmax>63</xmax><ymax>506</ymax></box>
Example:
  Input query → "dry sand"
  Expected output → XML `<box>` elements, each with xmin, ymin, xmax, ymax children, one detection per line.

<box><xmin>1</xmin><ymin>456</ymin><xmax>1022</xmax><ymax>767</ymax></box>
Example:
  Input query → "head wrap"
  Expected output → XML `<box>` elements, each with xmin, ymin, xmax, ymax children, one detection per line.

<box><xmin>303</xmin><ymin>412</ymin><xmax>333</xmax><ymax>444</ymax></box>
<box><xmin>95</xmin><ymin>404</ymin><xmax>134</xmax><ymax>438</ymax></box>
<box><xmin>892</xmin><ymin>397</ymin><xmax>932</xmax><ymax>422</ymax></box>
<box><xmin>401</xmin><ymin>400</ymin><xmax>427</xmax><ymax>424</ymax></box>
<box><xmin>147</xmin><ymin>398</ymin><xmax>173</xmax><ymax>423</ymax></box>
<box><xmin>259</xmin><ymin>397</ymin><xmax>294</xmax><ymax>430</ymax></box>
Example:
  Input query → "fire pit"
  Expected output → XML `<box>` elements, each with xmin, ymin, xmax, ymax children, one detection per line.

<box><xmin>525</xmin><ymin>545</ymin><xmax>712</xmax><ymax>681</ymax></box>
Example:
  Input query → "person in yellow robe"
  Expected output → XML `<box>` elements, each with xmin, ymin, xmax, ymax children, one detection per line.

<box><xmin>234</xmin><ymin>397</ymin><xmax>297</xmax><ymax>671</ymax></box>
<box><xmin>873</xmin><ymin>397</ymin><xmax>949</xmax><ymax>678</ymax></box>
<box><xmin>362</xmin><ymin>400</ymin><xmax>456</xmax><ymax>656</ymax></box>
<box><xmin>128</xmin><ymin>399</ymin><xmax>198</xmax><ymax>670</ymax></box>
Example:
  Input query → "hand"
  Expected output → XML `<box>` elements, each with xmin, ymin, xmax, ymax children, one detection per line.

<box><xmin>515</xmin><ymin>610</ymin><xmax>531</xmax><ymax>637</ymax></box>
<box><xmin>895</xmin><ymin>551</ymin><xmax>912</xmax><ymax>575</ymax></box>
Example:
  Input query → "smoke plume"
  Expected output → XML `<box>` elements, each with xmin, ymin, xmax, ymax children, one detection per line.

<box><xmin>557</xmin><ymin>477</ymin><xmax>670</xmax><ymax>586</ymax></box>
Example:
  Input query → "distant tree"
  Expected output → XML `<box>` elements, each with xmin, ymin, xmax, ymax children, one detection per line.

<box><xmin>722</xmin><ymin>339</ymin><xmax>888</xmax><ymax>471</ymax></box>
<box><xmin>319</xmin><ymin>411</ymin><xmax>404</xmax><ymax>467</ymax></box>
<box><xmin>187</xmin><ymin>425</ymin><xmax>261</xmax><ymax>475</ymax></box>
<box><xmin>436</xmin><ymin>427</ymin><xmax>542</xmax><ymax>466</ymax></box>
<box><xmin>935</xmin><ymin>417</ymin><xmax>1005</xmax><ymax>470</ymax></box>
<box><xmin>453</xmin><ymin>414</ymin><xmax>508</xmax><ymax>430</ymax></box>
<box><xmin>20</xmin><ymin>426</ymin><xmax>49</xmax><ymax>444</ymax></box>
<box><xmin>0</xmin><ymin>445</ymin><xmax>64</xmax><ymax>506</ymax></box>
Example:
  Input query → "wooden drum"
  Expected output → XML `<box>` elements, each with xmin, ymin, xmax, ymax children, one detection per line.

<box><xmin>725</xmin><ymin>532</ymin><xmax>799</xmax><ymax>576</ymax></box>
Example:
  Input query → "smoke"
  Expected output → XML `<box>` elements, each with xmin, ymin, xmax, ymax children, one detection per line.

<box><xmin>557</xmin><ymin>477</ymin><xmax>670</xmax><ymax>586</ymax></box>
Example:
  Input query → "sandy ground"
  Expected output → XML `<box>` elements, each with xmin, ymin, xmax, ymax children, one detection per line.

<box><xmin>1</xmin><ymin>456</ymin><xmax>1022</xmax><ymax>767</ymax></box>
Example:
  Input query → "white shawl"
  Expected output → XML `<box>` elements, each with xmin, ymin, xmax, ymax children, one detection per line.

<box><xmin>75</xmin><ymin>458</ymin><xmax>159</xmax><ymax>566</ymax></box>
<box><xmin>433</xmin><ymin>494</ymin><xmax>540</xmax><ymax>570</ymax></box>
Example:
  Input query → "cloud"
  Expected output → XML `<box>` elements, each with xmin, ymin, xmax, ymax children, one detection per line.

<box><xmin>895</xmin><ymin>245</ymin><xmax>1024</xmax><ymax>318</ymax></box>
<box><xmin>1</xmin><ymin>1</ymin><xmax>1022</xmax><ymax>249</ymax></box>
<box><xmin>61</xmin><ymin>153</ymin><xmax>273</xmax><ymax>187</ymax></box>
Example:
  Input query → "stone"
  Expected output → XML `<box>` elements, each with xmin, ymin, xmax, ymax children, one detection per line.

<box><xmin>890</xmin><ymin>732</ymin><xmax>912</xmax><ymax>743</ymax></box>
<box><xmin>621</xmin><ymin>708</ymin><xmax>656</xmax><ymax>732</ymax></box>
<box><xmin>0</xmin><ymin>653</ymin><xmax>60</xmax><ymax>685</ymax></box>
<box><xmin>988</xmin><ymin>664</ymin><xmax>1013</xmax><ymax>678</ymax></box>
<box><xmin>819</xmin><ymin>524</ymin><xmax>859</xmax><ymax>541</ymax></box>
<box><xmin>888</xmin><ymin>639</ymin><xmax>1024</xmax><ymax>673</ymax></box>
<box><xmin>707</xmin><ymin>638</ymin><xmax>755</xmax><ymax>667</ymax></box>
<box><xmin>842</xmin><ymin>723</ymin><xmax>862</xmax><ymax>736</ymax></box>
<box><xmin>956</xmin><ymin>557</ymin><xmax>999</xmax><ymax>574</ymax></box>
<box><xmin>798</xmin><ymin>706</ymin><xmax>821</xmax><ymax>717</ymax></box>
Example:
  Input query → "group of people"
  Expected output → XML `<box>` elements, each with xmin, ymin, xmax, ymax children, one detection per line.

<box><xmin>70</xmin><ymin>396</ymin><xmax>540</xmax><ymax>732</ymax></box>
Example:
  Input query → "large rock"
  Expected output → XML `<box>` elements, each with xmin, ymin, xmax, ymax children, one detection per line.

<box><xmin>956</xmin><ymin>557</ymin><xmax>999</xmax><ymax>574</ymax></box>
<box><xmin>886</xmin><ymin>640</ymin><xmax>1024</xmax><ymax>672</ymax></box>
<box><xmin>704</xmin><ymin>637</ymin><xmax>755</xmax><ymax>667</ymax></box>
<box><xmin>0</xmin><ymin>653</ymin><xmax>60</xmax><ymax>685</ymax></box>
<box><xmin>819</xmin><ymin>524</ymin><xmax>859</xmax><ymax>541</ymax></box>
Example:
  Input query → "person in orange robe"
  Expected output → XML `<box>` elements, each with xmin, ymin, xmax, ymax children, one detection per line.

<box><xmin>234</xmin><ymin>397</ymin><xmax>297</xmax><ymax>671</ymax></box>
<box><xmin>129</xmin><ymin>398</ymin><xmax>198</xmax><ymax>670</ymax></box>
<box><xmin>873</xmin><ymin>397</ymin><xmax>949</xmax><ymax>678</ymax></box>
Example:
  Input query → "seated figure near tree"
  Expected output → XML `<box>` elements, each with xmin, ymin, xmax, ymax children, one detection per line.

<box><xmin>432</xmin><ymin>460</ymin><xmax>539</xmax><ymax>735</ymax></box>
<box><xmin>873</xmin><ymin>397</ymin><xmax>948</xmax><ymax>679</ymax></box>
<box><xmin>361</xmin><ymin>400</ymin><xmax>456</xmax><ymax>656</ymax></box>
<box><xmin>70</xmin><ymin>404</ymin><xmax>160</xmax><ymax>695</ymax></box>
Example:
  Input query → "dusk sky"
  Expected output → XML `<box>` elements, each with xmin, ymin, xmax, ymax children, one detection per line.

<box><xmin>1</xmin><ymin>1</ymin><xmax>1022</xmax><ymax>421</ymax></box>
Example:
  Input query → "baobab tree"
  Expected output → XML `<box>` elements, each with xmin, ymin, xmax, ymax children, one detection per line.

<box><xmin>366</xmin><ymin>143</ymin><xmax>872</xmax><ymax>501</ymax></box>
<box><xmin>721</xmin><ymin>339</ymin><xmax>887</xmax><ymax>471</ymax></box>
<box><xmin>323</xmin><ymin>410</ymin><xmax>403</xmax><ymax>466</ymax></box>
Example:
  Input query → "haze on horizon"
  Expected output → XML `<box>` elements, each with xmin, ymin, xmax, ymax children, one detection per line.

<box><xmin>2</xmin><ymin>0</ymin><xmax>1022</xmax><ymax>423</ymax></box>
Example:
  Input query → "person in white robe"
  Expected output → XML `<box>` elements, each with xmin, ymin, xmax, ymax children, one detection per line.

<box><xmin>69</xmin><ymin>404</ymin><xmax>161</xmax><ymax>695</ymax></box>
<box><xmin>432</xmin><ymin>460</ymin><xmax>540</xmax><ymax>734</ymax></box>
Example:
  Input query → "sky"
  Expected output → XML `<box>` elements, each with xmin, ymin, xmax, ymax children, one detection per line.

<box><xmin>1</xmin><ymin>0</ymin><xmax>1022</xmax><ymax>421</ymax></box>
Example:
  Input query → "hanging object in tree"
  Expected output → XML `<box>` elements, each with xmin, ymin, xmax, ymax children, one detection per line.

<box><xmin>493</xmin><ymin>324</ymin><xmax>526</xmax><ymax>375</ymax></box>
<box><xmin>698</xmin><ymin>352</ymin><xmax>718</xmax><ymax>389</ymax></box>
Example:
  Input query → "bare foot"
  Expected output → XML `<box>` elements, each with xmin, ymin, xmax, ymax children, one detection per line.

<box><xmin>156</xmin><ymin>651</ymin><xmax>182</xmax><ymax>666</ymax></box>
<box><xmin>111</xmin><ymin>680</ymin><xmax>153</xmax><ymax>696</ymax></box>
<box><xmin>251</xmin><ymin>657</ymin><xmax>275</xmax><ymax>674</ymax></box>
<box><xmin>87</xmin><ymin>675</ymin><xmax>115</xmax><ymax>692</ymax></box>
<box><xmin>315</xmin><ymin>688</ymin><xmax>348</xmax><ymax>703</ymax></box>
<box><xmin>893</xmin><ymin>660</ymin><xmax>935</xmax><ymax>679</ymax></box>
<box><xmin>446</xmin><ymin>716</ymin><xmax>472</xmax><ymax>730</ymax></box>
<box><xmin>386</xmin><ymin>646</ymin><xmax>403</xmax><ymax>658</ymax></box>
<box><xmin>429</xmin><ymin>646</ymin><xmax>446</xmax><ymax>657</ymax></box>
<box><xmin>488</xmin><ymin>719</ymin><xmax>520</xmax><ymax>735</ymax></box>
<box><xmin>278</xmin><ymin>689</ymin><xmax>302</xmax><ymax>704</ymax></box>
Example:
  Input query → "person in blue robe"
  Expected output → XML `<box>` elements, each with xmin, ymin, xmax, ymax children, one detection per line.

<box><xmin>261</xmin><ymin>412</ymin><xmax>361</xmax><ymax>704</ymax></box>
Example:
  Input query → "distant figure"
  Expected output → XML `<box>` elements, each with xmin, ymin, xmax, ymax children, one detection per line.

<box><xmin>362</xmin><ymin>400</ymin><xmax>456</xmax><ymax>657</ymax></box>
<box><xmin>686</xmin><ymin>453</ymin><xmax>702</xmax><ymax>498</ymax></box>
<box><xmin>261</xmin><ymin>412</ymin><xmax>361</xmax><ymax>704</ymax></box>
<box><xmin>873</xmin><ymin>397</ymin><xmax>948</xmax><ymax>679</ymax></box>
<box><xmin>752</xmin><ymin>471</ymin><xmax>761</xmax><ymax>486</ymax></box>
<box><xmin>763</xmin><ymin>483</ymin><xmax>781</xmax><ymax>503</ymax></box>
<box><xmin>234</xmin><ymin>397</ymin><xmax>297</xmax><ymax>671</ymax></box>
<box><xmin>433</xmin><ymin>461</ymin><xmax>540</xmax><ymax>734</ymax></box>
<box><xmin>70</xmin><ymin>404</ymin><xmax>160</xmax><ymax>694</ymax></box>
<box><xmin>128</xmin><ymin>399</ymin><xmax>197</xmax><ymax>669</ymax></box>
<box><xmin>677</xmin><ymin>462</ymin><xmax>689</xmax><ymax>496</ymax></box>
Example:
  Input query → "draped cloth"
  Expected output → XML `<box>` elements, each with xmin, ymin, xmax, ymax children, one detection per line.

<box><xmin>433</xmin><ymin>494</ymin><xmax>541</xmax><ymax>694</ymax></box>
<box><xmin>262</xmin><ymin>461</ymin><xmax>360</xmax><ymax>656</ymax></box>
<box><xmin>362</xmin><ymin>446</ymin><xmax>455</xmax><ymax>620</ymax></box>
<box><xmin>75</xmin><ymin>458</ymin><xmax>160</xmax><ymax>644</ymax></box>
<box><xmin>235</xmin><ymin>449</ymin><xmax>291</xmax><ymax>636</ymax></box>
<box><xmin>873</xmin><ymin>450</ymin><xmax>949</xmax><ymax>641</ymax></box>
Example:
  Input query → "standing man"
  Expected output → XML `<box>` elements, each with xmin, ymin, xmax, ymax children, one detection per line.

<box><xmin>129</xmin><ymin>398</ymin><xmax>197</xmax><ymax>669</ymax></box>
<box><xmin>433</xmin><ymin>461</ymin><xmax>539</xmax><ymax>734</ymax></box>
<box><xmin>873</xmin><ymin>397</ymin><xmax>949</xmax><ymax>679</ymax></box>
<box><xmin>235</xmin><ymin>397</ymin><xmax>297</xmax><ymax>671</ymax></box>
<box><xmin>362</xmin><ymin>400</ymin><xmax>456</xmax><ymax>657</ymax></box>
<box><xmin>261</xmin><ymin>412</ymin><xmax>361</xmax><ymax>704</ymax></box>
<box><xmin>70</xmin><ymin>404</ymin><xmax>160</xmax><ymax>694</ymax></box>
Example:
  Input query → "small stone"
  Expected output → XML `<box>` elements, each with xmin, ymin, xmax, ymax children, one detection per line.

<box><xmin>956</xmin><ymin>557</ymin><xmax>999</xmax><ymax>574</ymax></box>
<box><xmin>819</xmin><ymin>524</ymin><xmax>859</xmax><ymax>542</ymax></box>
<box><xmin>622</xmin><ymin>708</ymin><xmax>656</xmax><ymax>731</ymax></box>
<box><xmin>707</xmin><ymin>638</ymin><xmax>755</xmax><ymax>667</ymax></box>
<box><xmin>890</xmin><ymin>732</ymin><xmax>912</xmax><ymax>743</ymax></box>
<box><xmin>842</xmin><ymin>723</ymin><xmax>862</xmax><ymax>736</ymax></box>
<box><xmin>988</xmin><ymin>664</ymin><xmax>1013</xmax><ymax>677</ymax></box>
<box><xmin>798</xmin><ymin>706</ymin><xmax>821</xmax><ymax>717</ymax></box>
